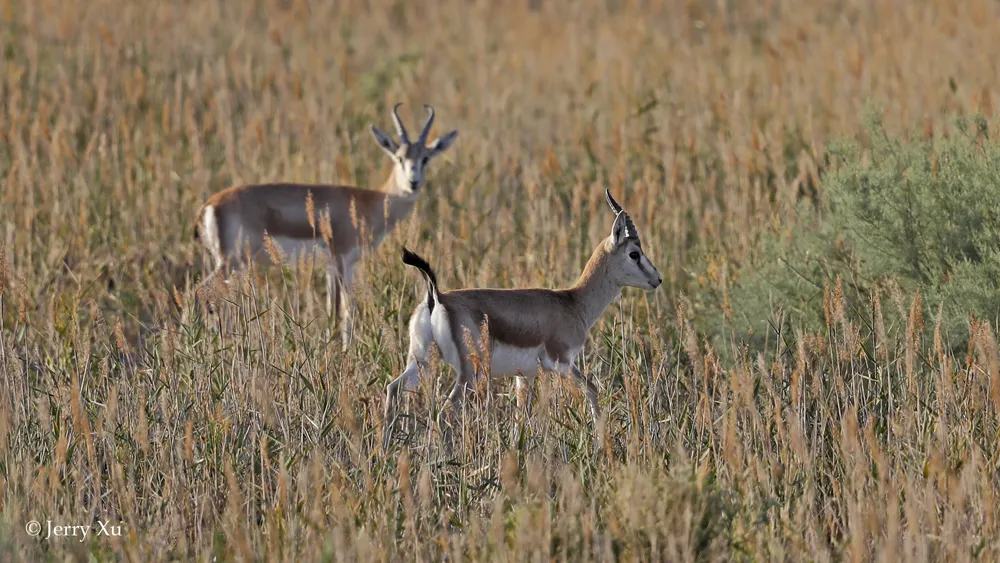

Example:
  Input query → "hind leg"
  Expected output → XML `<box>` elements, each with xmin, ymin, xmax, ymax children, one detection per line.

<box><xmin>326</xmin><ymin>264</ymin><xmax>340</xmax><ymax>319</ymax></box>
<box><xmin>383</xmin><ymin>360</ymin><xmax>423</xmax><ymax>451</ymax></box>
<box><xmin>438</xmin><ymin>356</ymin><xmax>478</xmax><ymax>436</ymax></box>
<box><xmin>194</xmin><ymin>257</ymin><xmax>226</xmax><ymax>315</ymax></box>
<box><xmin>195</xmin><ymin>212</ymin><xmax>232</xmax><ymax>298</ymax></box>
<box><xmin>195</xmin><ymin>231</ymin><xmax>225</xmax><ymax>294</ymax></box>
<box><xmin>195</xmin><ymin>253</ymin><xmax>247</xmax><ymax>315</ymax></box>
<box><xmin>383</xmin><ymin>303</ymin><xmax>433</xmax><ymax>450</ymax></box>
<box><xmin>195</xmin><ymin>221</ymin><xmax>253</xmax><ymax>308</ymax></box>
<box><xmin>325</xmin><ymin>264</ymin><xmax>342</xmax><ymax>346</ymax></box>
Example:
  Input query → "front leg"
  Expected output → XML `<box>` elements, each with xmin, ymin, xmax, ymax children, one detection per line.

<box><xmin>513</xmin><ymin>373</ymin><xmax>536</xmax><ymax>446</ymax></box>
<box><xmin>326</xmin><ymin>264</ymin><xmax>340</xmax><ymax>319</ymax></box>
<box><xmin>332</xmin><ymin>260</ymin><xmax>356</xmax><ymax>352</ymax></box>
<box><xmin>570</xmin><ymin>364</ymin><xmax>602</xmax><ymax>430</ymax></box>
<box><xmin>515</xmin><ymin>375</ymin><xmax>535</xmax><ymax>414</ymax></box>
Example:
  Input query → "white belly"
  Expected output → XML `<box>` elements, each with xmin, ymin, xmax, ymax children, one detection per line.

<box><xmin>270</xmin><ymin>236</ymin><xmax>329</xmax><ymax>265</ymax></box>
<box><xmin>488</xmin><ymin>344</ymin><xmax>546</xmax><ymax>378</ymax></box>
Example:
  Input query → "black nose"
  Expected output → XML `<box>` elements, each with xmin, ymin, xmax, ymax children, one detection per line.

<box><xmin>410</xmin><ymin>181</ymin><xmax>420</xmax><ymax>190</ymax></box>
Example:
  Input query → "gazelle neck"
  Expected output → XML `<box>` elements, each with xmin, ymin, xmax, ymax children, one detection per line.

<box><xmin>369</xmin><ymin>167</ymin><xmax>420</xmax><ymax>241</ymax></box>
<box><xmin>379</xmin><ymin>166</ymin><xmax>406</xmax><ymax>196</ymax></box>
<box><xmin>568</xmin><ymin>239</ymin><xmax>623</xmax><ymax>330</ymax></box>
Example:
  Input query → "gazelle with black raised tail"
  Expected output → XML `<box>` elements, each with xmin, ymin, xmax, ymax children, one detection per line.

<box><xmin>383</xmin><ymin>190</ymin><xmax>662</xmax><ymax>448</ymax></box>
<box><xmin>193</xmin><ymin>104</ymin><xmax>458</xmax><ymax>349</ymax></box>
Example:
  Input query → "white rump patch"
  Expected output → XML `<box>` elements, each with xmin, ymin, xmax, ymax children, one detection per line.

<box><xmin>201</xmin><ymin>205</ymin><xmax>223</xmax><ymax>267</ymax></box>
<box><xmin>407</xmin><ymin>302</ymin><xmax>435</xmax><ymax>363</ymax></box>
<box><xmin>430</xmin><ymin>305</ymin><xmax>462</xmax><ymax>369</ymax></box>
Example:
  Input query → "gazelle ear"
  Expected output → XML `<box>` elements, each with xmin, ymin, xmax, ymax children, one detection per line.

<box><xmin>427</xmin><ymin>130</ymin><xmax>458</xmax><ymax>157</ymax></box>
<box><xmin>606</xmin><ymin>189</ymin><xmax>638</xmax><ymax>245</ymax></box>
<box><xmin>370</xmin><ymin>125</ymin><xmax>399</xmax><ymax>157</ymax></box>
<box><xmin>611</xmin><ymin>211</ymin><xmax>629</xmax><ymax>246</ymax></box>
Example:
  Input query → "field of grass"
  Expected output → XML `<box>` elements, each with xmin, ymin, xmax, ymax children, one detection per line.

<box><xmin>2</xmin><ymin>0</ymin><xmax>1000</xmax><ymax>560</ymax></box>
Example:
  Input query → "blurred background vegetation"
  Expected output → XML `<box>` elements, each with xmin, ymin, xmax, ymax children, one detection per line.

<box><xmin>1</xmin><ymin>0</ymin><xmax>999</xmax><ymax>560</ymax></box>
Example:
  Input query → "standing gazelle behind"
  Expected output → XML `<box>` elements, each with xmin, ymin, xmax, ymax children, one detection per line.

<box><xmin>384</xmin><ymin>190</ymin><xmax>662</xmax><ymax>448</ymax></box>
<box><xmin>193</xmin><ymin>104</ymin><xmax>458</xmax><ymax>349</ymax></box>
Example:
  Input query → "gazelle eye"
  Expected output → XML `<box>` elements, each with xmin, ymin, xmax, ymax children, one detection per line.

<box><xmin>629</xmin><ymin>251</ymin><xmax>640</xmax><ymax>260</ymax></box>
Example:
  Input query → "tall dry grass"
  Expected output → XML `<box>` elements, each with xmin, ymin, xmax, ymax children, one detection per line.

<box><xmin>1</xmin><ymin>0</ymin><xmax>999</xmax><ymax>560</ymax></box>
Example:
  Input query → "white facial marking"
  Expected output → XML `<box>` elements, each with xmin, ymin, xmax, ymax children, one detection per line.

<box><xmin>616</xmin><ymin>238</ymin><xmax>662</xmax><ymax>291</ymax></box>
<box><xmin>394</xmin><ymin>146</ymin><xmax>431</xmax><ymax>194</ymax></box>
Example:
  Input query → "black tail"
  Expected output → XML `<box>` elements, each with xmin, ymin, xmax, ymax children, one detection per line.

<box><xmin>401</xmin><ymin>247</ymin><xmax>439</xmax><ymax>313</ymax></box>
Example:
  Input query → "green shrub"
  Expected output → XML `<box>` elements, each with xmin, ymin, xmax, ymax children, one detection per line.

<box><xmin>714</xmin><ymin>112</ymin><xmax>1000</xmax><ymax>353</ymax></box>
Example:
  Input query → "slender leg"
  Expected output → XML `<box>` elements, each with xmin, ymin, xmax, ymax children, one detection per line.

<box><xmin>514</xmin><ymin>374</ymin><xmax>535</xmax><ymax>445</ymax></box>
<box><xmin>326</xmin><ymin>265</ymin><xmax>340</xmax><ymax>319</ymax></box>
<box><xmin>515</xmin><ymin>375</ymin><xmax>534</xmax><ymax>413</ymax></box>
<box><xmin>338</xmin><ymin>262</ymin><xmax>355</xmax><ymax>352</ymax></box>
<box><xmin>196</xmin><ymin>257</ymin><xmax>231</xmax><ymax>316</ymax></box>
<box><xmin>569</xmin><ymin>364</ymin><xmax>602</xmax><ymax>450</ymax></box>
<box><xmin>194</xmin><ymin>224</ymin><xmax>249</xmax><ymax>319</ymax></box>
<box><xmin>384</xmin><ymin>302</ymin><xmax>436</xmax><ymax>451</ymax></box>
<box><xmin>439</xmin><ymin>356</ymin><xmax>477</xmax><ymax>433</ymax></box>
<box><xmin>383</xmin><ymin>359</ymin><xmax>422</xmax><ymax>451</ymax></box>
<box><xmin>196</xmin><ymin>217</ymin><xmax>227</xmax><ymax>302</ymax></box>
<box><xmin>198</xmin><ymin>266</ymin><xmax>222</xmax><ymax>290</ymax></box>
<box><xmin>195</xmin><ymin>267</ymin><xmax>222</xmax><ymax>303</ymax></box>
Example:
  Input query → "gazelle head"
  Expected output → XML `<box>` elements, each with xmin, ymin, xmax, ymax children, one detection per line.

<box><xmin>604</xmin><ymin>189</ymin><xmax>663</xmax><ymax>291</ymax></box>
<box><xmin>370</xmin><ymin>103</ymin><xmax>459</xmax><ymax>195</ymax></box>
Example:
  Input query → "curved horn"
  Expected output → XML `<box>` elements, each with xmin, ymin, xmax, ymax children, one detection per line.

<box><xmin>605</xmin><ymin>189</ymin><xmax>623</xmax><ymax>214</ymax></box>
<box><xmin>391</xmin><ymin>103</ymin><xmax>410</xmax><ymax>144</ymax></box>
<box><xmin>418</xmin><ymin>104</ymin><xmax>435</xmax><ymax>145</ymax></box>
<box><xmin>606</xmin><ymin>189</ymin><xmax>639</xmax><ymax>240</ymax></box>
